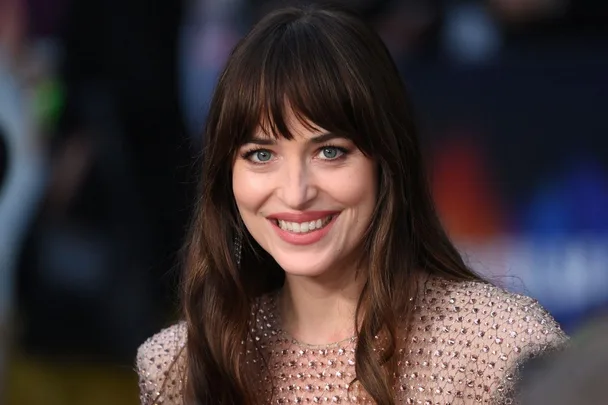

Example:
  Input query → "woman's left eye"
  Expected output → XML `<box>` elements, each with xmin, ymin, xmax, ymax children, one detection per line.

<box><xmin>317</xmin><ymin>146</ymin><xmax>346</xmax><ymax>160</ymax></box>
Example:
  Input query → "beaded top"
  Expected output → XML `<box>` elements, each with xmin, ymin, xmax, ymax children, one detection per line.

<box><xmin>136</xmin><ymin>276</ymin><xmax>567</xmax><ymax>404</ymax></box>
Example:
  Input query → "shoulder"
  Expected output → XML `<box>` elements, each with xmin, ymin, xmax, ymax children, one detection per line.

<box><xmin>136</xmin><ymin>323</ymin><xmax>187</xmax><ymax>405</ymax></box>
<box><xmin>418</xmin><ymin>276</ymin><xmax>568</xmax><ymax>401</ymax></box>
<box><xmin>422</xmin><ymin>275</ymin><xmax>568</xmax><ymax>346</ymax></box>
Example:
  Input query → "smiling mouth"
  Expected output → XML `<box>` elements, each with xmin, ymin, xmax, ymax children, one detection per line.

<box><xmin>272</xmin><ymin>215</ymin><xmax>335</xmax><ymax>234</ymax></box>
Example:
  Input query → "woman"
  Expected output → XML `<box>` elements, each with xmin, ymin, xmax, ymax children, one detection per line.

<box><xmin>137</xmin><ymin>4</ymin><xmax>567</xmax><ymax>404</ymax></box>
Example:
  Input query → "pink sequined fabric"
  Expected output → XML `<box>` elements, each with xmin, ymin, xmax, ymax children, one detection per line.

<box><xmin>136</xmin><ymin>276</ymin><xmax>567</xmax><ymax>404</ymax></box>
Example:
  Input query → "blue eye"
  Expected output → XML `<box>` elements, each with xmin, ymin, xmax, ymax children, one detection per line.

<box><xmin>243</xmin><ymin>149</ymin><xmax>273</xmax><ymax>163</ymax></box>
<box><xmin>318</xmin><ymin>146</ymin><xmax>345</xmax><ymax>160</ymax></box>
<box><xmin>253</xmin><ymin>150</ymin><xmax>272</xmax><ymax>162</ymax></box>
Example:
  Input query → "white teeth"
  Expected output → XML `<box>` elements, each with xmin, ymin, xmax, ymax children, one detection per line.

<box><xmin>276</xmin><ymin>215</ymin><xmax>334</xmax><ymax>233</ymax></box>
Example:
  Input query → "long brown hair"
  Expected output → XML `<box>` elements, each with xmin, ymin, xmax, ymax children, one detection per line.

<box><xmin>181</xmin><ymin>3</ymin><xmax>480</xmax><ymax>404</ymax></box>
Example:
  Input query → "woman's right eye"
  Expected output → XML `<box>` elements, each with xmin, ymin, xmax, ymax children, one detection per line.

<box><xmin>243</xmin><ymin>149</ymin><xmax>274</xmax><ymax>164</ymax></box>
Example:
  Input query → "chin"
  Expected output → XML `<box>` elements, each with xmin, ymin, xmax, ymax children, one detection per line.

<box><xmin>282</xmin><ymin>266</ymin><xmax>330</xmax><ymax>278</ymax></box>
<box><xmin>273</xmin><ymin>252</ymin><xmax>333</xmax><ymax>278</ymax></box>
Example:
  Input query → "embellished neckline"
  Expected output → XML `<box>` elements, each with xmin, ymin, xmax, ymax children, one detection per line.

<box><xmin>267</xmin><ymin>290</ymin><xmax>358</xmax><ymax>349</ymax></box>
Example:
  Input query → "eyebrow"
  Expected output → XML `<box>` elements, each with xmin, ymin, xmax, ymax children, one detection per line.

<box><xmin>247</xmin><ymin>132</ymin><xmax>345</xmax><ymax>145</ymax></box>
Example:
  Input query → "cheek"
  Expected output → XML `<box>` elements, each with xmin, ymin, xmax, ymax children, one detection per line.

<box><xmin>232</xmin><ymin>165</ymin><xmax>267</xmax><ymax>213</ymax></box>
<box><xmin>232</xmin><ymin>168</ymin><xmax>249</xmax><ymax>211</ymax></box>
<box><xmin>330</xmin><ymin>161</ymin><xmax>377</xmax><ymax>210</ymax></box>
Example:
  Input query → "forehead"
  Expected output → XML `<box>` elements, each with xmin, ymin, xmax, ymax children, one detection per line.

<box><xmin>252</xmin><ymin>108</ymin><xmax>328</xmax><ymax>141</ymax></box>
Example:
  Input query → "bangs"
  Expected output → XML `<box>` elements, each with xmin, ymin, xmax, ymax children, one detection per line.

<box><xmin>221</xmin><ymin>10</ymin><xmax>380</xmax><ymax>154</ymax></box>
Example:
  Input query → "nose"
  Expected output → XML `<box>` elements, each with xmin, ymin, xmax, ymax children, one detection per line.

<box><xmin>276</xmin><ymin>158</ymin><xmax>318</xmax><ymax>210</ymax></box>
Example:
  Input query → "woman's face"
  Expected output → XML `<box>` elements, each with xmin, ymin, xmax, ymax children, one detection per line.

<box><xmin>232</xmin><ymin>110</ymin><xmax>377</xmax><ymax>279</ymax></box>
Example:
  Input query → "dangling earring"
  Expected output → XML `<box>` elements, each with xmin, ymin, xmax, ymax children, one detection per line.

<box><xmin>234</xmin><ymin>233</ymin><xmax>243</xmax><ymax>266</ymax></box>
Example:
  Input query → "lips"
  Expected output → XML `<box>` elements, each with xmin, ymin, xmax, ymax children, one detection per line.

<box><xmin>267</xmin><ymin>211</ymin><xmax>340</xmax><ymax>245</ymax></box>
<box><xmin>267</xmin><ymin>210</ymin><xmax>341</xmax><ymax>223</ymax></box>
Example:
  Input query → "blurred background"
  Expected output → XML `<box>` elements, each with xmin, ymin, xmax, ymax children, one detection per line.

<box><xmin>0</xmin><ymin>0</ymin><xmax>606</xmax><ymax>404</ymax></box>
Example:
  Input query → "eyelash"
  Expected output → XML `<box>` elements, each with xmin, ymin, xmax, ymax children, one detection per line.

<box><xmin>240</xmin><ymin>144</ymin><xmax>349</xmax><ymax>165</ymax></box>
<box><xmin>239</xmin><ymin>148</ymin><xmax>269</xmax><ymax>164</ymax></box>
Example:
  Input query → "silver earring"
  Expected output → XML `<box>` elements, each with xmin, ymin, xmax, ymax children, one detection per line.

<box><xmin>234</xmin><ymin>233</ymin><xmax>243</xmax><ymax>266</ymax></box>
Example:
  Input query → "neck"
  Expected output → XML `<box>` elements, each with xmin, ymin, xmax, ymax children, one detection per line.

<box><xmin>279</xmin><ymin>266</ymin><xmax>366</xmax><ymax>346</ymax></box>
